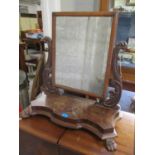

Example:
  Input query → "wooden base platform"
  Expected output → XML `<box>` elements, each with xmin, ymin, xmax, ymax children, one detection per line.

<box><xmin>31</xmin><ymin>93</ymin><xmax>121</xmax><ymax>151</ymax></box>
<box><xmin>20</xmin><ymin>111</ymin><xmax>134</xmax><ymax>155</ymax></box>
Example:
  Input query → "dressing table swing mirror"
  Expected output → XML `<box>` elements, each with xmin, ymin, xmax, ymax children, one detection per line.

<box><xmin>31</xmin><ymin>12</ymin><xmax>124</xmax><ymax>151</ymax></box>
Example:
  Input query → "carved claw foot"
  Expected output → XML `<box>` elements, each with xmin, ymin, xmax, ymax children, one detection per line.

<box><xmin>105</xmin><ymin>138</ymin><xmax>117</xmax><ymax>151</ymax></box>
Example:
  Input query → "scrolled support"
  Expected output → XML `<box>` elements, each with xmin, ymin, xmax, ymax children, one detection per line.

<box><xmin>98</xmin><ymin>42</ymin><xmax>128</xmax><ymax>109</ymax></box>
<box><xmin>41</xmin><ymin>37</ymin><xmax>57</xmax><ymax>93</ymax></box>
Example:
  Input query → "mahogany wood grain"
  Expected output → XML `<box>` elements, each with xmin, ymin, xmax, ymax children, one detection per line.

<box><xmin>20</xmin><ymin>130</ymin><xmax>59</xmax><ymax>155</ymax></box>
<box><xmin>20</xmin><ymin>116</ymin><xmax>65</xmax><ymax>144</ymax></box>
<box><xmin>52</xmin><ymin>12</ymin><xmax>116</xmax><ymax>17</ymax></box>
<box><xmin>54</xmin><ymin>84</ymin><xmax>102</xmax><ymax>98</ymax></box>
<box><xmin>100</xmin><ymin>0</ymin><xmax>110</xmax><ymax>11</ymax></box>
<box><xmin>31</xmin><ymin>93</ymin><xmax>120</xmax><ymax>141</ymax></box>
<box><xmin>19</xmin><ymin>112</ymin><xmax>134</xmax><ymax>155</ymax></box>
<box><xmin>20</xmin><ymin>116</ymin><xmax>67</xmax><ymax>155</ymax></box>
<box><xmin>59</xmin><ymin>111</ymin><xmax>135</xmax><ymax>155</ymax></box>
<box><xmin>103</xmin><ymin>12</ymin><xmax>119</xmax><ymax>96</ymax></box>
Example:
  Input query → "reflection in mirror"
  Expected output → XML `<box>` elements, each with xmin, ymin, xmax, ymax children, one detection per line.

<box><xmin>55</xmin><ymin>16</ymin><xmax>112</xmax><ymax>96</ymax></box>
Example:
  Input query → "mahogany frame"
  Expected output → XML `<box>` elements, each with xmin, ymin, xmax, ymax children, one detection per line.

<box><xmin>51</xmin><ymin>12</ymin><xmax>119</xmax><ymax>98</ymax></box>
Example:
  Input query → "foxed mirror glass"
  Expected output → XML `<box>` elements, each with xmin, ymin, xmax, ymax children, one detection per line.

<box><xmin>52</xmin><ymin>12</ymin><xmax>117</xmax><ymax>97</ymax></box>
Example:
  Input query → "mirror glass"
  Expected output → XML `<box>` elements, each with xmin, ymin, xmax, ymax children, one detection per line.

<box><xmin>55</xmin><ymin>16</ymin><xmax>112</xmax><ymax>96</ymax></box>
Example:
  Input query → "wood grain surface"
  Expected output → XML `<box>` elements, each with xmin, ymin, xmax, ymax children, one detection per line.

<box><xmin>19</xmin><ymin>112</ymin><xmax>134</xmax><ymax>155</ymax></box>
<box><xmin>59</xmin><ymin>111</ymin><xmax>134</xmax><ymax>155</ymax></box>
<box><xmin>20</xmin><ymin>116</ymin><xmax>65</xmax><ymax>144</ymax></box>
<box><xmin>31</xmin><ymin>93</ymin><xmax>120</xmax><ymax>140</ymax></box>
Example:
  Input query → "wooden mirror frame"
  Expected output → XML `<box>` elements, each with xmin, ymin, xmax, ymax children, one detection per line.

<box><xmin>50</xmin><ymin>12</ymin><xmax>119</xmax><ymax>99</ymax></box>
<box><xmin>42</xmin><ymin>11</ymin><xmax>123</xmax><ymax>109</ymax></box>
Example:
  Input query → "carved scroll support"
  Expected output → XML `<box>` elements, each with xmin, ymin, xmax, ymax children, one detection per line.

<box><xmin>41</xmin><ymin>37</ymin><xmax>58</xmax><ymax>94</ymax></box>
<box><xmin>97</xmin><ymin>41</ymin><xmax>128</xmax><ymax>109</ymax></box>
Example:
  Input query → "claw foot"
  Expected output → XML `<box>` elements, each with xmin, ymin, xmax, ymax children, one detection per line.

<box><xmin>105</xmin><ymin>138</ymin><xmax>117</xmax><ymax>151</ymax></box>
